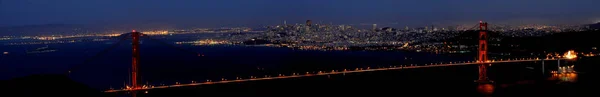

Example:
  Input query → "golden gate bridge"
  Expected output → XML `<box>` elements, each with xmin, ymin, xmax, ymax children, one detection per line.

<box><xmin>67</xmin><ymin>21</ymin><xmax>584</xmax><ymax>93</ymax></box>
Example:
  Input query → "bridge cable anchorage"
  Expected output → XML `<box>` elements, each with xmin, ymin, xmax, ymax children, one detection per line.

<box><xmin>67</xmin><ymin>34</ymin><xmax>129</xmax><ymax>74</ymax></box>
<box><xmin>140</xmin><ymin>34</ymin><xmax>205</xmax><ymax>57</ymax></box>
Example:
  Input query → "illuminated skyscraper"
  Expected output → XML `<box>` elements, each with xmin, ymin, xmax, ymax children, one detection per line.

<box><xmin>305</xmin><ymin>20</ymin><xmax>312</xmax><ymax>33</ymax></box>
<box><xmin>372</xmin><ymin>24</ymin><xmax>377</xmax><ymax>31</ymax></box>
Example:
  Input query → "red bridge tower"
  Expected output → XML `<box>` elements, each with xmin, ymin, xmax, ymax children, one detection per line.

<box><xmin>131</xmin><ymin>30</ymin><xmax>140</xmax><ymax>89</ymax></box>
<box><xmin>477</xmin><ymin>21</ymin><xmax>490</xmax><ymax>83</ymax></box>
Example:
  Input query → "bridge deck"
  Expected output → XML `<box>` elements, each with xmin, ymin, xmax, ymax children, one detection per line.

<box><xmin>105</xmin><ymin>58</ymin><xmax>560</xmax><ymax>93</ymax></box>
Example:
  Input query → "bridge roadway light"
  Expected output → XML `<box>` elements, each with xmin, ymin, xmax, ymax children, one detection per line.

<box><xmin>564</xmin><ymin>50</ymin><xmax>577</xmax><ymax>60</ymax></box>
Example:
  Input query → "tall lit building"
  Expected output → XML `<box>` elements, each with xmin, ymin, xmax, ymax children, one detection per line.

<box><xmin>372</xmin><ymin>24</ymin><xmax>377</xmax><ymax>31</ymax></box>
<box><xmin>305</xmin><ymin>20</ymin><xmax>312</xmax><ymax>33</ymax></box>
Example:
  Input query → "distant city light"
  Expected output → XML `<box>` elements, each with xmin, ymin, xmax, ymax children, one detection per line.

<box><xmin>141</xmin><ymin>30</ymin><xmax>169</xmax><ymax>35</ymax></box>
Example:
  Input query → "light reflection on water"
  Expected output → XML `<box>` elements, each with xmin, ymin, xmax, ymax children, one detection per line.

<box><xmin>477</xmin><ymin>84</ymin><xmax>495</xmax><ymax>95</ymax></box>
<box><xmin>477</xmin><ymin>66</ymin><xmax>579</xmax><ymax>96</ymax></box>
<box><xmin>549</xmin><ymin>73</ymin><xmax>578</xmax><ymax>83</ymax></box>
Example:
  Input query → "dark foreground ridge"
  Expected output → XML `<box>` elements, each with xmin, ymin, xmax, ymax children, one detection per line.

<box><xmin>0</xmin><ymin>74</ymin><xmax>107</xmax><ymax>97</ymax></box>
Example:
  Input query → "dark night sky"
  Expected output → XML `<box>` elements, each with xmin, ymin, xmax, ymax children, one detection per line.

<box><xmin>1</xmin><ymin>0</ymin><xmax>599</xmax><ymax>28</ymax></box>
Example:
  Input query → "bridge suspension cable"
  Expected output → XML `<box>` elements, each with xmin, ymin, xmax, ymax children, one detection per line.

<box><xmin>486</xmin><ymin>23</ymin><xmax>503</xmax><ymax>32</ymax></box>
<box><xmin>66</xmin><ymin>31</ymin><xmax>206</xmax><ymax>90</ymax></box>
<box><xmin>467</xmin><ymin>23</ymin><xmax>481</xmax><ymax>31</ymax></box>
<box><xmin>68</xmin><ymin>34</ymin><xmax>130</xmax><ymax>74</ymax></box>
<box><xmin>140</xmin><ymin>34</ymin><xmax>204</xmax><ymax>57</ymax></box>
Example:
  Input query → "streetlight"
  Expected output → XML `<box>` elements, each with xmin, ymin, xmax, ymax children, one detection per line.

<box><xmin>557</xmin><ymin>50</ymin><xmax>577</xmax><ymax>74</ymax></box>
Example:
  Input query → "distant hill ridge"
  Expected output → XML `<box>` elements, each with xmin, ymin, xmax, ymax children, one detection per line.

<box><xmin>0</xmin><ymin>24</ymin><xmax>91</xmax><ymax>36</ymax></box>
<box><xmin>588</xmin><ymin>22</ymin><xmax>600</xmax><ymax>29</ymax></box>
<box><xmin>0</xmin><ymin>23</ymin><xmax>181</xmax><ymax>36</ymax></box>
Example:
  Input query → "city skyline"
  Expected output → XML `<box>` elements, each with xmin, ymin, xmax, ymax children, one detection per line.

<box><xmin>2</xmin><ymin>0</ymin><xmax>600</xmax><ymax>28</ymax></box>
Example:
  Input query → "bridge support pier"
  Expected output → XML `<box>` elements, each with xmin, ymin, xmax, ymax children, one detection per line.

<box><xmin>557</xmin><ymin>59</ymin><xmax>561</xmax><ymax>71</ymax></box>
<box><xmin>542</xmin><ymin>59</ymin><xmax>545</xmax><ymax>75</ymax></box>
<box><xmin>476</xmin><ymin>64</ymin><xmax>492</xmax><ymax>84</ymax></box>
<box><xmin>542</xmin><ymin>59</ymin><xmax>546</xmax><ymax>75</ymax></box>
